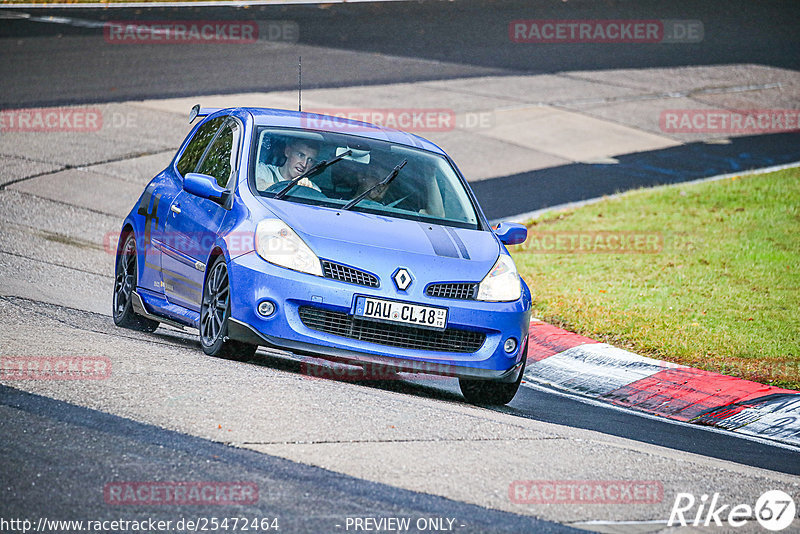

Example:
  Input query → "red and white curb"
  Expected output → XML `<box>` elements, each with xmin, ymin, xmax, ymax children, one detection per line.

<box><xmin>522</xmin><ymin>320</ymin><xmax>800</xmax><ymax>447</ymax></box>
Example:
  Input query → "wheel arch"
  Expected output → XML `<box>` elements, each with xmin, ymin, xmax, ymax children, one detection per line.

<box><xmin>206</xmin><ymin>244</ymin><xmax>228</xmax><ymax>266</ymax></box>
<box><xmin>115</xmin><ymin>222</ymin><xmax>136</xmax><ymax>252</ymax></box>
<box><xmin>202</xmin><ymin>245</ymin><xmax>229</xmax><ymax>288</ymax></box>
<box><xmin>115</xmin><ymin>222</ymin><xmax>143</xmax><ymax>283</ymax></box>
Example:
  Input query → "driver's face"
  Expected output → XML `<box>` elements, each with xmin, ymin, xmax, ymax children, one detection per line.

<box><xmin>283</xmin><ymin>143</ymin><xmax>318</xmax><ymax>179</ymax></box>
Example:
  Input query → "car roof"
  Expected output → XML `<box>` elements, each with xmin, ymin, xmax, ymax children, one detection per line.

<box><xmin>236</xmin><ymin>107</ymin><xmax>447</xmax><ymax>155</ymax></box>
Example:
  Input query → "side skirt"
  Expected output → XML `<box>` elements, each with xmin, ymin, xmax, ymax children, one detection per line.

<box><xmin>132</xmin><ymin>290</ymin><xmax>199</xmax><ymax>330</ymax></box>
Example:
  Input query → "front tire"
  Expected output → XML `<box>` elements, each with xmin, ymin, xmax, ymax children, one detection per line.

<box><xmin>459</xmin><ymin>341</ymin><xmax>527</xmax><ymax>406</ymax></box>
<box><xmin>113</xmin><ymin>233</ymin><xmax>159</xmax><ymax>332</ymax></box>
<box><xmin>200</xmin><ymin>257</ymin><xmax>256</xmax><ymax>361</ymax></box>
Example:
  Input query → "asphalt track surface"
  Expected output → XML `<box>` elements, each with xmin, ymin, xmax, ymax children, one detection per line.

<box><xmin>1</xmin><ymin>0</ymin><xmax>799</xmax><ymax>107</ymax></box>
<box><xmin>4</xmin><ymin>299</ymin><xmax>800</xmax><ymax>477</ymax></box>
<box><xmin>1</xmin><ymin>0</ymin><xmax>800</xmax><ymax>531</ymax></box>
<box><xmin>1</xmin><ymin>297</ymin><xmax>799</xmax><ymax>530</ymax></box>
<box><xmin>0</xmin><ymin>385</ymin><xmax>574</xmax><ymax>533</ymax></box>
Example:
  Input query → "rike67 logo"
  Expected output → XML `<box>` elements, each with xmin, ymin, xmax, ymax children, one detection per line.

<box><xmin>669</xmin><ymin>490</ymin><xmax>796</xmax><ymax>531</ymax></box>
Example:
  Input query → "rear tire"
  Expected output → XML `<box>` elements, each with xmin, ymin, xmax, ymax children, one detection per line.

<box><xmin>113</xmin><ymin>233</ymin><xmax>159</xmax><ymax>333</ymax></box>
<box><xmin>200</xmin><ymin>257</ymin><xmax>257</xmax><ymax>362</ymax></box>
<box><xmin>459</xmin><ymin>341</ymin><xmax>527</xmax><ymax>406</ymax></box>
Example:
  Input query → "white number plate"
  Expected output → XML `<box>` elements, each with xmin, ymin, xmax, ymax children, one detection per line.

<box><xmin>355</xmin><ymin>297</ymin><xmax>447</xmax><ymax>330</ymax></box>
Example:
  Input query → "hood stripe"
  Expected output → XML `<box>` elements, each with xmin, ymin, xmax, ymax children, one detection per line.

<box><xmin>445</xmin><ymin>227</ymin><xmax>470</xmax><ymax>260</ymax></box>
<box><xmin>419</xmin><ymin>223</ymin><xmax>459</xmax><ymax>258</ymax></box>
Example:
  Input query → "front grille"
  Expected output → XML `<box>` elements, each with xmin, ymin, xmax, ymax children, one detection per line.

<box><xmin>321</xmin><ymin>261</ymin><xmax>379</xmax><ymax>288</ymax></box>
<box><xmin>298</xmin><ymin>306</ymin><xmax>485</xmax><ymax>353</ymax></box>
<box><xmin>426</xmin><ymin>282</ymin><xmax>478</xmax><ymax>300</ymax></box>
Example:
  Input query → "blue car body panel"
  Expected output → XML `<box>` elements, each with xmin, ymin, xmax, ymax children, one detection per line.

<box><xmin>119</xmin><ymin>107</ymin><xmax>532</xmax><ymax>380</ymax></box>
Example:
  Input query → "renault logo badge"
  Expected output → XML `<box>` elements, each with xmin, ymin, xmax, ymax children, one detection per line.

<box><xmin>393</xmin><ymin>268</ymin><xmax>412</xmax><ymax>291</ymax></box>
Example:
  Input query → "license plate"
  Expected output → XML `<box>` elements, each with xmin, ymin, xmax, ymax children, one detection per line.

<box><xmin>355</xmin><ymin>297</ymin><xmax>447</xmax><ymax>330</ymax></box>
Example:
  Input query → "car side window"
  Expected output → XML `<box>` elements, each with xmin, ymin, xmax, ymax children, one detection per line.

<box><xmin>176</xmin><ymin>116</ymin><xmax>225</xmax><ymax>177</ymax></box>
<box><xmin>196</xmin><ymin>120</ymin><xmax>239</xmax><ymax>188</ymax></box>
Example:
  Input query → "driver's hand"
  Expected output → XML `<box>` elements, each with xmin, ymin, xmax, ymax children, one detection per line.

<box><xmin>297</xmin><ymin>177</ymin><xmax>321</xmax><ymax>191</ymax></box>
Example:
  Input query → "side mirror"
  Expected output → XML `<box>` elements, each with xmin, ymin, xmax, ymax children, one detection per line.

<box><xmin>493</xmin><ymin>222</ymin><xmax>527</xmax><ymax>246</ymax></box>
<box><xmin>184</xmin><ymin>173</ymin><xmax>227</xmax><ymax>203</ymax></box>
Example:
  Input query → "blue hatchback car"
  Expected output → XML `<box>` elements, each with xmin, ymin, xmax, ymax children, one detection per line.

<box><xmin>114</xmin><ymin>106</ymin><xmax>532</xmax><ymax>404</ymax></box>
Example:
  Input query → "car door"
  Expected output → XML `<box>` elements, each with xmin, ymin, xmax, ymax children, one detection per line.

<box><xmin>162</xmin><ymin>117</ymin><xmax>240</xmax><ymax>312</ymax></box>
<box><xmin>137</xmin><ymin>116</ymin><xmax>225</xmax><ymax>298</ymax></box>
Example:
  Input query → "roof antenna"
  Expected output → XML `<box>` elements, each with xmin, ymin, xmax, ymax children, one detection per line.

<box><xmin>298</xmin><ymin>56</ymin><xmax>302</xmax><ymax>112</ymax></box>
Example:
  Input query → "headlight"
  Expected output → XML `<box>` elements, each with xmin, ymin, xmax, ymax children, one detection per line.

<box><xmin>477</xmin><ymin>254</ymin><xmax>521</xmax><ymax>302</ymax></box>
<box><xmin>255</xmin><ymin>219</ymin><xmax>322</xmax><ymax>276</ymax></box>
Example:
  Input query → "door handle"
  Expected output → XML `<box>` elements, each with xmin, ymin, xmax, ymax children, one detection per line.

<box><xmin>170</xmin><ymin>205</ymin><xmax>181</xmax><ymax>214</ymax></box>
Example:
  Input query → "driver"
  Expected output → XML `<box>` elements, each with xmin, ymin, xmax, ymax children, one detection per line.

<box><xmin>256</xmin><ymin>138</ymin><xmax>320</xmax><ymax>192</ymax></box>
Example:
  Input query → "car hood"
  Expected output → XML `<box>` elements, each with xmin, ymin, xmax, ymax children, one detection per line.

<box><xmin>259</xmin><ymin>198</ymin><xmax>500</xmax><ymax>282</ymax></box>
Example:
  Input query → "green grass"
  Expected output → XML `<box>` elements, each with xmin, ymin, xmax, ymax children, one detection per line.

<box><xmin>511</xmin><ymin>167</ymin><xmax>800</xmax><ymax>390</ymax></box>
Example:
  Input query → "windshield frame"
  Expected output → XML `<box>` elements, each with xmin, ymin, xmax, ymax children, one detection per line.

<box><xmin>247</xmin><ymin>126</ymin><xmax>488</xmax><ymax>231</ymax></box>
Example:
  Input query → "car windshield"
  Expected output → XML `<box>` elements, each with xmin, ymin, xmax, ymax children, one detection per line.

<box><xmin>251</xmin><ymin>127</ymin><xmax>480</xmax><ymax>230</ymax></box>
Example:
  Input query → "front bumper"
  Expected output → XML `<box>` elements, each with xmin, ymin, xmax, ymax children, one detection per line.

<box><xmin>226</xmin><ymin>252</ymin><xmax>532</xmax><ymax>381</ymax></box>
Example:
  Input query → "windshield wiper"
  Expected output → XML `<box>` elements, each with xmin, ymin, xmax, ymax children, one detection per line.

<box><xmin>273</xmin><ymin>149</ymin><xmax>352</xmax><ymax>200</ymax></box>
<box><xmin>342</xmin><ymin>159</ymin><xmax>407</xmax><ymax>211</ymax></box>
